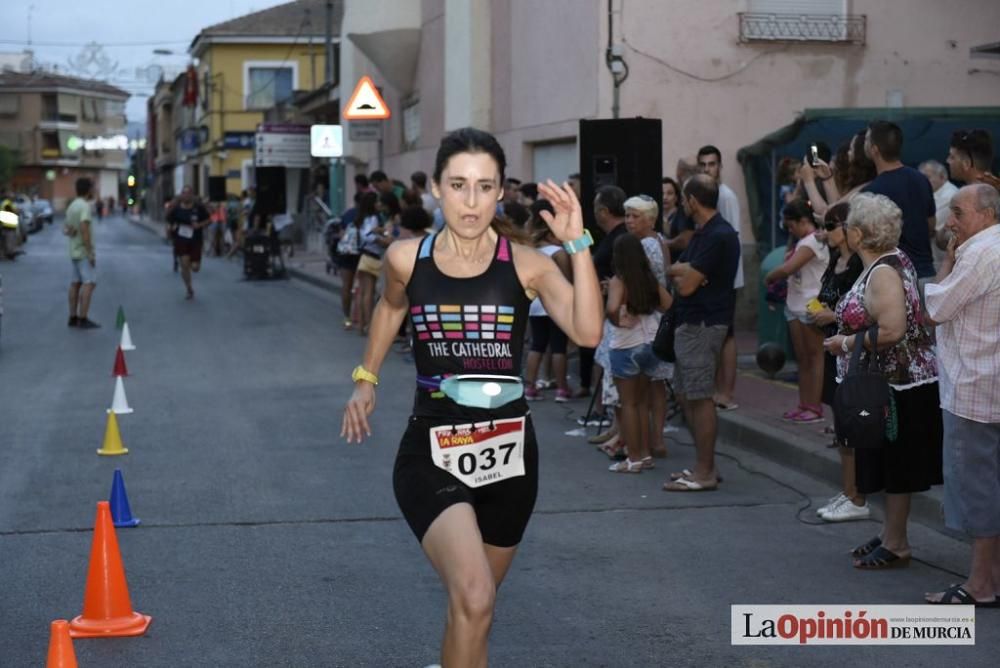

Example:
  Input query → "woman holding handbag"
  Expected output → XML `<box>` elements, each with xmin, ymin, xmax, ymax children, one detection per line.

<box><xmin>823</xmin><ymin>193</ymin><xmax>942</xmax><ymax>570</ymax></box>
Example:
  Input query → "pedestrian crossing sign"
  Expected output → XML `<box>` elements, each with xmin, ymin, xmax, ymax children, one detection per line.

<box><xmin>342</xmin><ymin>76</ymin><xmax>391</xmax><ymax>120</ymax></box>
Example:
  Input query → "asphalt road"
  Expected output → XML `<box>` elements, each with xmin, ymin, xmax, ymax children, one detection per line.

<box><xmin>0</xmin><ymin>216</ymin><xmax>995</xmax><ymax>667</ymax></box>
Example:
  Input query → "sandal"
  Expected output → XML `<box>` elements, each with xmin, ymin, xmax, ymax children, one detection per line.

<box><xmin>669</xmin><ymin>469</ymin><xmax>724</xmax><ymax>484</ymax></box>
<box><xmin>782</xmin><ymin>405</ymin><xmax>824</xmax><ymax>424</ymax></box>
<box><xmin>343</xmin><ymin>319</ymin><xmax>354</xmax><ymax>330</ymax></box>
<box><xmin>925</xmin><ymin>583</ymin><xmax>1000</xmax><ymax>607</ymax></box>
<box><xmin>609</xmin><ymin>459</ymin><xmax>643</xmax><ymax>473</ymax></box>
<box><xmin>850</xmin><ymin>536</ymin><xmax>882</xmax><ymax>558</ymax></box>
<box><xmin>853</xmin><ymin>545</ymin><xmax>910</xmax><ymax>570</ymax></box>
<box><xmin>662</xmin><ymin>475</ymin><xmax>718</xmax><ymax>492</ymax></box>
<box><xmin>640</xmin><ymin>456</ymin><xmax>655</xmax><ymax>470</ymax></box>
<box><xmin>598</xmin><ymin>441</ymin><xmax>625</xmax><ymax>460</ymax></box>
<box><xmin>588</xmin><ymin>429</ymin><xmax>619</xmax><ymax>445</ymax></box>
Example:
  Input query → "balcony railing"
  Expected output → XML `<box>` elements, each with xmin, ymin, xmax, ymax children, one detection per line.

<box><xmin>738</xmin><ymin>12</ymin><xmax>866</xmax><ymax>45</ymax></box>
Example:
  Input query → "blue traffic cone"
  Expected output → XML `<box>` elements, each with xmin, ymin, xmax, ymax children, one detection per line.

<box><xmin>108</xmin><ymin>469</ymin><xmax>140</xmax><ymax>528</ymax></box>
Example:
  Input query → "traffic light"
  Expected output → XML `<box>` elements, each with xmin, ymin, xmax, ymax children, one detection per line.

<box><xmin>126</xmin><ymin>174</ymin><xmax>137</xmax><ymax>208</ymax></box>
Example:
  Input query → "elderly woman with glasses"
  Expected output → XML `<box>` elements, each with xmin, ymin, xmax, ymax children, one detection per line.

<box><xmin>622</xmin><ymin>194</ymin><xmax>673</xmax><ymax>458</ymax></box>
<box><xmin>823</xmin><ymin>192</ymin><xmax>942</xmax><ymax>570</ymax></box>
<box><xmin>812</xmin><ymin>202</ymin><xmax>867</xmax><ymax>522</ymax></box>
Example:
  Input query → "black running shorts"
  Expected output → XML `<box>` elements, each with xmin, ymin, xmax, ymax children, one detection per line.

<box><xmin>393</xmin><ymin>415</ymin><xmax>539</xmax><ymax>548</ymax></box>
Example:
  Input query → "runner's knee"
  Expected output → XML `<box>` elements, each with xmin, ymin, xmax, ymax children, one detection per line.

<box><xmin>448</xmin><ymin>573</ymin><xmax>496</xmax><ymax>624</ymax></box>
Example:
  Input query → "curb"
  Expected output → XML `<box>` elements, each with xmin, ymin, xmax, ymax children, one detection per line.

<box><xmin>717</xmin><ymin>410</ymin><xmax>950</xmax><ymax>535</ymax></box>
<box><xmin>286</xmin><ymin>266</ymin><xmax>341</xmax><ymax>293</ymax></box>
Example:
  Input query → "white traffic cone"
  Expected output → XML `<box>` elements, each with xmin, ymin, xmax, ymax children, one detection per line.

<box><xmin>110</xmin><ymin>376</ymin><xmax>134</xmax><ymax>414</ymax></box>
<box><xmin>120</xmin><ymin>322</ymin><xmax>136</xmax><ymax>351</ymax></box>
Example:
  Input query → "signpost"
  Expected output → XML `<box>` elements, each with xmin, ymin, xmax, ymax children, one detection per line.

<box><xmin>343</xmin><ymin>76</ymin><xmax>391</xmax><ymax>168</ymax></box>
<box><xmin>348</xmin><ymin>121</ymin><xmax>382</xmax><ymax>142</ymax></box>
<box><xmin>254</xmin><ymin>123</ymin><xmax>310</xmax><ymax>168</ymax></box>
<box><xmin>310</xmin><ymin>124</ymin><xmax>343</xmax><ymax>158</ymax></box>
<box><xmin>341</xmin><ymin>76</ymin><xmax>391</xmax><ymax>120</ymax></box>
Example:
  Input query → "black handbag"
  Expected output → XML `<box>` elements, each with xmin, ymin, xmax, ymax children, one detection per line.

<box><xmin>833</xmin><ymin>326</ymin><xmax>890</xmax><ymax>449</ymax></box>
<box><xmin>652</xmin><ymin>305</ymin><xmax>676</xmax><ymax>363</ymax></box>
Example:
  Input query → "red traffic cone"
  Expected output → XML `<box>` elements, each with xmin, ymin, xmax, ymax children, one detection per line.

<box><xmin>112</xmin><ymin>346</ymin><xmax>129</xmax><ymax>377</ymax></box>
<box><xmin>69</xmin><ymin>501</ymin><xmax>151</xmax><ymax>638</ymax></box>
<box><xmin>46</xmin><ymin>620</ymin><xmax>78</xmax><ymax>668</ymax></box>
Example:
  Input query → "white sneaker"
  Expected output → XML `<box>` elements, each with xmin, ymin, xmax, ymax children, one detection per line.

<box><xmin>816</xmin><ymin>492</ymin><xmax>847</xmax><ymax>517</ymax></box>
<box><xmin>821</xmin><ymin>499</ymin><xmax>871</xmax><ymax>522</ymax></box>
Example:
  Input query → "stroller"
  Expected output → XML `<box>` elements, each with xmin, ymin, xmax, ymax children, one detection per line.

<box><xmin>243</xmin><ymin>226</ymin><xmax>285</xmax><ymax>280</ymax></box>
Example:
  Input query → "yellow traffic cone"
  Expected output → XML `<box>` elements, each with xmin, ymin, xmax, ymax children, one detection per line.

<box><xmin>97</xmin><ymin>410</ymin><xmax>129</xmax><ymax>456</ymax></box>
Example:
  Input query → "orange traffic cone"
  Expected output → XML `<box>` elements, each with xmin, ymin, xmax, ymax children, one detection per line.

<box><xmin>46</xmin><ymin>620</ymin><xmax>78</xmax><ymax>668</ymax></box>
<box><xmin>69</xmin><ymin>501</ymin><xmax>152</xmax><ymax>638</ymax></box>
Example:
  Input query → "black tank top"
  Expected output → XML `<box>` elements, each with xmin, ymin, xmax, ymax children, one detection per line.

<box><xmin>406</xmin><ymin>231</ymin><xmax>531</xmax><ymax>420</ymax></box>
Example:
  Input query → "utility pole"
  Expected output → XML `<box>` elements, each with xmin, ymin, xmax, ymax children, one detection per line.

<box><xmin>324</xmin><ymin>0</ymin><xmax>334</xmax><ymax>85</ymax></box>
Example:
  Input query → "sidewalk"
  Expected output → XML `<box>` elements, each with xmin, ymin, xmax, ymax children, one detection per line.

<box><xmin>129</xmin><ymin>213</ymin><xmax>949</xmax><ymax>534</ymax></box>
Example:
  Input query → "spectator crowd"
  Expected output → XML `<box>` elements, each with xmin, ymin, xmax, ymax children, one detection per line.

<box><xmin>326</xmin><ymin>122</ymin><xmax>999</xmax><ymax>606</ymax></box>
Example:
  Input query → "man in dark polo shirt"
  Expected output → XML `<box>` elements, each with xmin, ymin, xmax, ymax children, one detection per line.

<box><xmin>664</xmin><ymin>174</ymin><xmax>740</xmax><ymax>492</ymax></box>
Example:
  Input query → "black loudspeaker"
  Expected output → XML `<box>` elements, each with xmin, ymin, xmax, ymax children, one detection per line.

<box><xmin>255</xmin><ymin>166</ymin><xmax>286</xmax><ymax>216</ymax></box>
<box><xmin>579</xmin><ymin>118</ymin><xmax>662</xmax><ymax>232</ymax></box>
<box><xmin>208</xmin><ymin>176</ymin><xmax>226</xmax><ymax>202</ymax></box>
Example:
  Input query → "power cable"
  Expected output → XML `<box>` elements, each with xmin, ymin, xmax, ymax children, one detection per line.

<box><xmin>0</xmin><ymin>39</ymin><xmax>189</xmax><ymax>48</ymax></box>
<box><xmin>618</xmin><ymin>0</ymin><xmax>788</xmax><ymax>83</ymax></box>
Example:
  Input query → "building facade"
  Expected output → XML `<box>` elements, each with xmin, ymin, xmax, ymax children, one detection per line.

<box><xmin>161</xmin><ymin>0</ymin><xmax>339</xmax><ymax>200</ymax></box>
<box><xmin>337</xmin><ymin>0</ymin><xmax>1000</xmax><ymax>320</ymax></box>
<box><xmin>0</xmin><ymin>71</ymin><xmax>129</xmax><ymax>211</ymax></box>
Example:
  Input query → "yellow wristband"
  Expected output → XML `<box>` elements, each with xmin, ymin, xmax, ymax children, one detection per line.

<box><xmin>351</xmin><ymin>365</ymin><xmax>379</xmax><ymax>385</ymax></box>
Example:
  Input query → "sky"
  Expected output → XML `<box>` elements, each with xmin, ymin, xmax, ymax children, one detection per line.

<box><xmin>4</xmin><ymin>0</ymin><xmax>289</xmax><ymax>123</ymax></box>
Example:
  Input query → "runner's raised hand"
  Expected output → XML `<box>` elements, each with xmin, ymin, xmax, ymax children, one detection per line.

<box><xmin>536</xmin><ymin>179</ymin><xmax>584</xmax><ymax>243</ymax></box>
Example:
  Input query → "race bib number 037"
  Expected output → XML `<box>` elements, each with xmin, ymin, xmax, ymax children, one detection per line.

<box><xmin>430</xmin><ymin>417</ymin><xmax>526</xmax><ymax>488</ymax></box>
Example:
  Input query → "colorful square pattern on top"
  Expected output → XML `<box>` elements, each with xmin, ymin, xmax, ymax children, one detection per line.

<box><xmin>410</xmin><ymin>304</ymin><xmax>517</xmax><ymax>341</ymax></box>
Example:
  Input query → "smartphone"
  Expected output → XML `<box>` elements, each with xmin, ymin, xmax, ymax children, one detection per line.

<box><xmin>810</xmin><ymin>144</ymin><xmax>820</xmax><ymax>166</ymax></box>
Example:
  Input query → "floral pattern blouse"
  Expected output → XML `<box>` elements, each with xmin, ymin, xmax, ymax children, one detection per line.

<box><xmin>835</xmin><ymin>250</ymin><xmax>937</xmax><ymax>389</ymax></box>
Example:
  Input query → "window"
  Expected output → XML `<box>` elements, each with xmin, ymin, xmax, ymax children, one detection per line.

<box><xmin>41</xmin><ymin>94</ymin><xmax>57</xmax><ymax>122</ymax></box>
<box><xmin>41</xmin><ymin>131</ymin><xmax>60</xmax><ymax>158</ymax></box>
<box><xmin>0</xmin><ymin>94</ymin><xmax>19</xmax><ymax>117</ymax></box>
<box><xmin>105</xmin><ymin>100</ymin><xmax>125</xmax><ymax>119</ymax></box>
<box><xmin>740</xmin><ymin>0</ymin><xmax>864</xmax><ymax>44</ymax></box>
<box><xmin>244</xmin><ymin>65</ymin><xmax>297</xmax><ymax>109</ymax></box>
<box><xmin>403</xmin><ymin>100</ymin><xmax>420</xmax><ymax>148</ymax></box>
<box><xmin>80</xmin><ymin>98</ymin><xmax>102</xmax><ymax>121</ymax></box>
<box><xmin>57</xmin><ymin>95</ymin><xmax>78</xmax><ymax>123</ymax></box>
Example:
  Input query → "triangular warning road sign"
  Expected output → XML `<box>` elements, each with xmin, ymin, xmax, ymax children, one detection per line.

<box><xmin>343</xmin><ymin>76</ymin><xmax>391</xmax><ymax>120</ymax></box>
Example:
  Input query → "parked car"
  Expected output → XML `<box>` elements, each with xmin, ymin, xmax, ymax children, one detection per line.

<box><xmin>13</xmin><ymin>194</ymin><xmax>39</xmax><ymax>235</ymax></box>
<box><xmin>33</xmin><ymin>199</ymin><xmax>53</xmax><ymax>226</ymax></box>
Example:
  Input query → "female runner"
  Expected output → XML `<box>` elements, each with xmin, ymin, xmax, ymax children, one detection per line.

<box><xmin>341</xmin><ymin>127</ymin><xmax>601</xmax><ymax>667</ymax></box>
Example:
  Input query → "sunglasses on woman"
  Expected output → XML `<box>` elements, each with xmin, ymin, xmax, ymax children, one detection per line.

<box><xmin>823</xmin><ymin>221</ymin><xmax>843</xmax><ymax>231</ymax></box>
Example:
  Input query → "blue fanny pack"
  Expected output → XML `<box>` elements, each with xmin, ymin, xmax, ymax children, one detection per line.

<box><xmin>438</xmin><ymin>375</ymin><xmax>524</xmax><ymax>410</ymax></box>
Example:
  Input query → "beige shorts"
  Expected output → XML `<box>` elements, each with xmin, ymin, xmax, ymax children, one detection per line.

<box><xmin>357</xmin><ymin>253</ymin><xmax>383</xmax><ymax>277</ymax></box>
